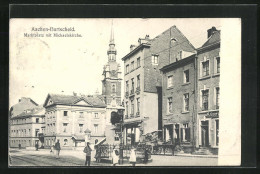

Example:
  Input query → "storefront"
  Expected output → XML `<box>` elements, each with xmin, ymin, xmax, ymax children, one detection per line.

<box><xmin>198</xmin><ymin>111</ymin><xmax>219</xmax><ymax>149</ymax></box>
<box><xmin>123</xmin><ymin>121</ymin><xmax>143</xmax><ymax>146</ymax></box>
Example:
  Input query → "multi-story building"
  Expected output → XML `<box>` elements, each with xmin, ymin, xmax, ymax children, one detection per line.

<box><xmin>196</xmin><ymin>27</ymin><xmax>220</xmax><ymax>154</ymax></box>
<box><xmin>43</xmin><ymin>93</ymin><xmax>107</xmax><ymax>149</ymax></box>
<box><xmin>160</xmin><ymin>54</ymin><xmax>196</xmax><ymax>151</ymax></box>
<box><xmin>121</xmin><ymin>25</ymin><xmax>195</xmax><ymax>145</ymax></box>
<box><xmin>9</xmin><ymin>105</ymin><xmax>45</xmax><ymax>148</ymax></box>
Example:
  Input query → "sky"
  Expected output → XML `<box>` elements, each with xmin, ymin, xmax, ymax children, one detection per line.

<box><xmin>9</xmin><ymin>18</ymin><xmax>221</xmax><ymax>107</ymax></box>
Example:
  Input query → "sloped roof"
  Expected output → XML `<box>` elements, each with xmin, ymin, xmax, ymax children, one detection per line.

<box><xmin>201</xmin><ymin>30</ymin><xmax>221</xmax><ymax>48</ymax></box>
<box><xmin>13</xmin><ymin>105</ymin><xmax>45</xmax><ymax>118</ymax></box>
<box><xmin>10</xmin><ymin>97</ymin><xmax>39</xmax><ymax>117</ymax></box>
<box><xmin>43</xmin><ymin>93</ymin><xmax>106</xmax><ymax>108</ymax></box>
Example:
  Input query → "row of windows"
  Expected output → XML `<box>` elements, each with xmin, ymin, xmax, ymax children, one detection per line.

<box><xmin>125</xmin><ymin>57</ymin><xmax>141</xmax><ymax>74</ymax></box>
<box><xmin>10</xmin><ymin>128</ymin><xmax>41</xmax><ymax>137</ymax></box>
<box><xmin>125</xmin><ymin>75</ymin><xmax>140</xmax><ymax>94</ymax></box>
<box><xmin>167</xmin><ymin>87</ymin><xmax>220</xmax><ymax>114</ymax></box>
<box><xmin>200</xmin><ymin>56</ymin><xmax>220</xmax><ymax>78</ymax></box>
<box><xmin>11</xmin><ymin>118</ymin><xmax>41</xmax><ymax>125</ymax></box>
<box><xmin>167</xmin><ymin>69</ymin><xmax>190</xmax><ymax>88</ymax></box>
<box><xmin>62</xmin><ymin>123</ymin><xmax>99</xmax><ymax>134</ymax></box>
<box><xmin>164</xmin><ymin>123</ymin><xmax>190</xmax><ymax>143</ymax></box>
<box><xmin>62</xmin><ymin>111</ymin><xmax>99</xmax><ymax>118</ymax></box>
<box><xmin>125</xmin><ymin>98</ymin><xmax>140</xmax><ymax>117</ymax></box>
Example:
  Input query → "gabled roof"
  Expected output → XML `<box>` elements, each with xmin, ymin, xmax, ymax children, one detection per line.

<box><xmin>43</xmin><ymin>93</ymin><xmax>106</xmax><ymax>108</ymax></box>
<box><xmin>10</xmin><ymin>97</ymin><xmax>39</xmax><ymax>117</ymax></box>
<box><xmin>13</xmin><ymin>105</ymin><xmax>45</xmax><ymax>118</ymax></box>
<box><xmin>200</xmin><ymin>30</ymin><xmax>221</xmax><ymax>48</ymax></box>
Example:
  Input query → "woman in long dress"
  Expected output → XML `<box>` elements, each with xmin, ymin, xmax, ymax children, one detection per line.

<box><xmin>112</xmin><ymin>149</ymin><xmax>119</xmax><ymax>166</ymax></box>
<box><xmin>129</xmin><ymin>148</ymin><xmax>136</xmax><ymax>166</ymax></box>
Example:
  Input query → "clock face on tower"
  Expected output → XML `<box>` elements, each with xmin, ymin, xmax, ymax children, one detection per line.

<box><xmin>111</xmin><ymin>70</ymin><xmax>117</xmax><ymax>77</ymax></box>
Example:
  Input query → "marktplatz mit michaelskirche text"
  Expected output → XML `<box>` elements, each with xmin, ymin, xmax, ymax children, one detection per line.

<box><xmin>24</xmin><ymin>27</ymin><xmax>82</xmax><ymax>37</ymax></box>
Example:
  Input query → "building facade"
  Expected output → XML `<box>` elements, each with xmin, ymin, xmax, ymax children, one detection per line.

<box><xmin>121</xmin><ymin>26</ymin><xmax>195</xmax><ymax>145</ymax></box>
<box><xmin>9</xmin><ymin>106</ymin><xmax>45</xmax><ymax>148</ymax></box>
<box><xmin>43</xmin><ymin>94</ymin><xmax>107</xmax><ymax>149</ymax></box>
<box><xmin>196</xmin><ymin>27</ymin><xmax>220</xmax><ymax>154</ymax></box>
<box><xmin>160</xmin><ymin>55</ymin><xmax>196</xmax><ymax>152</ymax></box>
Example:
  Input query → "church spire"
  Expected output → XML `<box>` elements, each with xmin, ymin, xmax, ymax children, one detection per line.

<box><xmin>107</xmin><ymin>19</ymin><xmax>117</xmax><ymax>61</ymax></box>
<box><xmin>109</xmin><ymin>20</ymin><xmax>114</xmax><ymax>45</ymax></box>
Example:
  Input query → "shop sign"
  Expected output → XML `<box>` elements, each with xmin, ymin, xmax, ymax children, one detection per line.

<box><xmin>205</xmin><ymin>112</ymin><xmax>219</xmax><ymax>118</ymax></box>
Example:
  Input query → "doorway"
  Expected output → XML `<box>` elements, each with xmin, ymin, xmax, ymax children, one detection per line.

<box><xmin>201</xmin><ymin>120</ymin><xmax>209</xmax><ymax>147</ymax></box>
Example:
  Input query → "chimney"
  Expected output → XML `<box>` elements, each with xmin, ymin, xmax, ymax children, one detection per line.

<box><xmin>145</xmin><ymin>35</ymin><xmax>150</xmax><ymax>40</ymax></box>
<box><xmin>207</xmin><ymin>26</ymin><xmax>217</xmax><ymax>38</ymax></box>
<box><xmin>130</xmin><ymin>45</ymin><xmax>136</xmax><ymax>51</ymax></box>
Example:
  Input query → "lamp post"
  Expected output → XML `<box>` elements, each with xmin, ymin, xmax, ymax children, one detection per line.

<box><xmin>117</xmin><ymin>108</ymin><xmax>124</xmax><ymax>164</ymax></box>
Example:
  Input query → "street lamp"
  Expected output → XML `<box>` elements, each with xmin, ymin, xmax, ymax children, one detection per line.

<box><xmin>117</xmin><ymin>108</ymin><xmax>125</xmax><ymax>164</ymax></box>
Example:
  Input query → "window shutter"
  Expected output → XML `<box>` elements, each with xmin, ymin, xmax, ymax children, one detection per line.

<box><xmin>180</xmin><ymin>128</ymin><xmax>183</xmax><ymax>142</ymax></box>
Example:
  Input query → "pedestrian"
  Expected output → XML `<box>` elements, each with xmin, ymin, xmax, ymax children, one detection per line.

<box><xmin>95</xmin><ymin>145</ymin><xmax>101</xmax><ymax>163</ymax></box>
<box><xmin>83</xmin><ymin>142</ymin><xmax>92</xmax><ymax>166</ymax></box>
<box><xmin>54</xmin><ymin>140</ymin><xmax>61</xmax><ymax>159</ymax></box>
<box><xmin>129</xmin><ymin>148</ymin><xmax>136</xmax><ymax>166</ymax></box>
<box><xmin>50</xmin><ymin>145</ymin><xmax>54</xmax><ymax>155</ymax></box>
<box><xmin>112</xmin><ymin>149</ymin><xmax>119</xmax><ymax>166</ymax></box>
<box><xmin>35</xmin><ymin>142</ymin><xmax>39</xmax><ymax>151</ymax></box>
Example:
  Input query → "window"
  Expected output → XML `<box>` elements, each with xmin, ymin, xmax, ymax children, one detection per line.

<box><xmin>63</xmin><ymin>123</ymin><xmax>68</xmax><ymax>133</ymax></box>
<box><xmin>126</xmin><ymin>64</ymin><xmax>129</xmax><ymax>74</ymax></box>
<box><xmin>79</xmin><ymin>112</ymin><xmax>84</xmax><ymax>118</ymax></box>
<box><xmin>125</xmin><ymin>102</ymin><xmax>128</xmax><ymax>116</ymax></box>
<box><xmin>136</xmin><ymin>98</ymin><xmax>140</xmax><ymax>115</ymax></box>
<box><xmin>131</xmin><ymin>61</ymin><xmax>135</xmax><ymax>71</ymax></box>
<box><xmin>183</xmin><ymin>93</ymin><xmax>189</xmax><ymax>111</ymax></box>
<box><xmin>184</xmin><ymin>70</ymin><xmax>189</xmax><ymax>83</ymax></box>
<box><xmin>79</xmin><ymin>124</ymin><xmax>83</xmax><ymax>133</ymax></box>
<box><xmin>126</xmin><ymin>81</ymin><xmax>129</xmax><ymax>92</ymax></box>
<box><xmin>137</xmin><ymin>57</ymin><xmax>140</xmax><ymax>68</ymax></box>
<box><xmin>111</xmin><ymin>83</ymin><xmax>116</xmax><ymax>93</ymax></box>
<box><xmin>181</xmin><ymin>123</ymin><xmax>190</xmax><ymax>142</ymax></box>
<box><xmin>64</xmin><ymin>111</ymin><xmax>68</xmax><ymax>116</ymax></box>
<box><xmin>94</xmin><ymin>113</ymin><xmax>99</xmax><ymax>119</ymax></box>
<box><xmin>131</xmin><ymin>78</ymin><xmax>134</xmax><ymax>93</ymax></box>
<box><xmin>152</xmin><ymin>55</ymin><xmax>159</xmax><ymax>65</ymax></box>
<box><xmin>216</xmin><ymin>87</ymin><xmax>220</xmax><ymax>109</ymax></box>
<box><xmin>64</xmin><ymin>139</ymin><xmax>68</xmax><ymax>146</ymax></box>
<box><xmin>35</xmin><ymin>129</ymin><xmax>39</xmax><ymax>137</ymax></box>
<box><xmin>202</xmin><ymin>89</ymin><xmax>209</xmax><ymax>111</ymax></box>
<box><xmin>131</xmin><ymin>99</ymin><xmax>134</xmax><ymax>115</ymax></box>
<box><xmin>216</xmin><ymin>120</ymin><xmax>219</xmax><ymax>146</ymax></box>
<box><xmin>167</xmin><ymin>75</ymin><xmax>173</xmax><ymax>88</ymax></box>
<box><xmin>202</xmin><ymin>60</ymin><xmax>209</xmax><ymax>76</ymax></box>
<box><xmin>36</xmin><ymin>118</ymin><xmax>39</xmax><ymax>123</ymax></box>
<box><xmin>216</xmin><ymin>57</ymin><xmax>220</xmax><ymax>73</ymax></box>
<box><xmin>53</xmin><ymin>123</ymin><xmax>55</xmax><ymax>133</ymax></box>
<box><xmin>28</xmin><ymin>129</ymin><xmax>30</xmax><ymax>135</ymax></box>
<box><xmin>178</xmin><ymin>50</ymin><xmax>183</xmax><ymax>60</ymax></box>
<box><xmin>137</xmin><ymin>75</ymin><xmax>140</xmax><ymax>88</ymax></box>
<box><xmin>168</xmin><ymin>97</ymin><xmax>173</xmax><ymax>113</ymax></box>
<box><xmin>94</xmin><ymin>124</ymin><xmax>98</xmax><ymax>134</ymax></box>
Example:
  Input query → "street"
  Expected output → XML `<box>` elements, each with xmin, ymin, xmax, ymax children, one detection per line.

<box><xmin>9</xmin><ymin>148</ymin><xmax>218</xmax><ymax>166</ymax></box>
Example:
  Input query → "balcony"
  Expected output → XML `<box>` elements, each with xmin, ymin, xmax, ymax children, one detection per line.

<box><xmin>129</xmin><ymin>89</ymin><xmax>135</xmax><ymax>97</ymax></box>
<box><xmin>125</xmin><ymin>91</ymin><xmax>129</xmax><ymax>98</ymax></box>
<box><xmin>136</xmin><ymin>87</ymin><xmax>140</xmax><ymax>95</ymax></box>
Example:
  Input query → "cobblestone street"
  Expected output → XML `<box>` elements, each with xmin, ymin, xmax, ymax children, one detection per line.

<box><xmin>9</xmin><ymin>148</ymin><xmax>218</xmax><ymax>167</ymax></box>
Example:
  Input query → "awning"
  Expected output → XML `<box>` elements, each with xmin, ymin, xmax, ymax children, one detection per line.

<box><xmin>71</xmin><ymin>135</ymin><xmax>85</xmax><ymax>141</ymax></box>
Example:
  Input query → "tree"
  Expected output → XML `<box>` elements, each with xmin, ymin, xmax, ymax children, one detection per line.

<box><xmin>110</xmin><ymin>111</ymin><xmax>122</xmax><ymax>125</ymax></box>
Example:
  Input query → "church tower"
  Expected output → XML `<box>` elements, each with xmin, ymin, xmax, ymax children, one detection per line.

<box><xmin>102</xmin><ymin>21</ymin><xmax>122</xmax><ymax>107</ymax></box>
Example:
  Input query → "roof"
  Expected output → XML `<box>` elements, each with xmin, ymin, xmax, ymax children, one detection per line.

<box><xmin>43</xmin><ymin>93</ymin><xmax>106</xmax><ymax>108</ymax></box>
<box><xmin>160</xmin><ymin>54</ymin><xmax>195</xmax><ymax>72</ymax></box>
<box><xmin>12</xmin><ymin>105</ymin><xmax>45</xmax><ymax>119</ymax></box>
<box><xmin>10</xmin><ymin>97</ymin><xmax>39</xmax><ymax>117</ymax></box>
<box><xmin>121</xmin><ymin>43</ymin><xmax>150</xmax><ymax>61</ymax></box>
<box><xmin>200</xmin><ymin>30</ymin><xmax>221</xmax><ymax>48</ymax></box>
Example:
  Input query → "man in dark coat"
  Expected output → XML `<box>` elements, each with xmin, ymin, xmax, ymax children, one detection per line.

<box><xmin>54</xmin><ymin>140</ymin><xmax>61</xmax><ymax>159</ymax></box>
<box><xmin>83</xmin><ymin>142</ymin><xmax>92</xmax><ymax>166</ymax></box>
